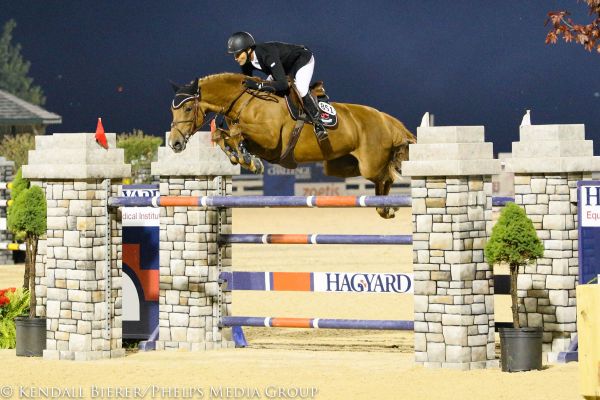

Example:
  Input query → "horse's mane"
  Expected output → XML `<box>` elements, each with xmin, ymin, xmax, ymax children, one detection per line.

<box><xmin>199</xmin><ymin>72</ymin><xmax>246</xmax><ymax>84</ymax></box>
<box><xmin>175</xmin><ymin>72</ymin><xmax>245</xmax><ymax>99</ymax></box>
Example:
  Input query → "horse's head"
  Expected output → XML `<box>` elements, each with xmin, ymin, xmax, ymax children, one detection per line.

<box><xmin>169</xmin><ymin>78</ymin><xmax>205</xmax><ymax>152</ymax></box>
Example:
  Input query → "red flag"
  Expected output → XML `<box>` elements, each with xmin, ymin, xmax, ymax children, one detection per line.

<box><xmin>95</xmin><ymin>118</ymin><xmax>109</xmax><ymax>149</ymax></box>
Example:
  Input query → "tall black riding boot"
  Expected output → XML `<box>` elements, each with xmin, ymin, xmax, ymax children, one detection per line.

<box><xmin>302</xmin><ymin>94</ymin><xmax>328</xmax><ymax>142</ymax></box>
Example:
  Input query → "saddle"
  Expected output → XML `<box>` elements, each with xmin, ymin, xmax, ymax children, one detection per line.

<box><xmin>285</xmin><ymin>81</ymin><xmax>338</xmax><ymax>128</ymax></box>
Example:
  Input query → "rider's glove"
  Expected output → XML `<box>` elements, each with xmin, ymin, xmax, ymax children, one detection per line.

<box><xmin>244</xmin><ymin>79</ymin><xmax>262</xmax><ymax>90</ymax></box>
<box><xmin>244</xmin><ymin>79</ymin><xmax>275</xmax><ymax>92</ymax></box>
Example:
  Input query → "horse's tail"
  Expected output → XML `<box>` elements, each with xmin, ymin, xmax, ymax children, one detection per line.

<box><xmin>385</xmin><ymin>115</ymin><xmax>416</xmax><ymax>180</ymax></box>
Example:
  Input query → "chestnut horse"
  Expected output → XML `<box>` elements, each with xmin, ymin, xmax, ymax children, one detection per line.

<box><xmin>169</xmin><ymin>73</ymin><xmax>416</xmax><ymax>218</ymax></box>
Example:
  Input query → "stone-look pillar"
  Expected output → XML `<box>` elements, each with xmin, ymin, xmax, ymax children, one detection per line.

<box><xmin>23</xmin><ymin>133</ymin><xmax>130</xmax><ymax>360</ymax></box>
<box><xmin>504</xmin><ymin>124</ymin><xmax>600</xmax><ymax>358</ymax></box>
<box><xmin>0</xmin><ymin>157</ymin><xmax>15</xmax><ymax>264</ymax></box>
<box><xmin>402</xmin><ymin>126</ymin><xmax>500</xmax><ymax>370</ymax></box>
<box><xmin>151</xmin><ymin>132</ymin><xmax>240</xmax><ymax>351</ymax></box>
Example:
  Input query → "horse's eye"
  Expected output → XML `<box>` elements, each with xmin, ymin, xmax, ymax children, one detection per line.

<box><xmin>185</xmin><ymin>107</ymin><xmax>193</xmax><ymax>112</ymax></box>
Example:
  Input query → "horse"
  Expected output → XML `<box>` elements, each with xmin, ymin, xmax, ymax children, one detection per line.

<box><xmin>169</xmin><ymin>73</ymin><xmax>416</xmax><ymax>218</ymax></box>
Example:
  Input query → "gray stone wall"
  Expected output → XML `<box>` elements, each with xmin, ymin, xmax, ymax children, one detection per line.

<box><xmin>403</xmin><ymin>125</ymin><xmax>500</xmax><ymax>370</ymax></box>
<box><xmin>39</xmin><ymin>179</ymin><xmax>125</xmax><ymax>360</ymax></box>
<box><xmin>513</xmin><ymin>173</ymin><xmax>584</xmax><ymax>353</ymax></box>
<box><xmin>412</xmin><ymin>176</ymin><xmax>496</xmax><ymax>369</ymax></box>
<box><xmin>32</xmin><ymin>180</ymin><xmax>47</xmax><ymax>318</ymax></box>
<box><xmin>151</xmin><ymin>132</ymin><xmax>239</xmax><ymax>351</ymax></box>
<box><xmin>155</xmin><ymin>176</ymin><xmax>234</xmax><ymax>351</ymax></box>
<box><xmin>23</xmin><ymin>133</ymin><xmax>130</xmax><ymax>360</ymax></box>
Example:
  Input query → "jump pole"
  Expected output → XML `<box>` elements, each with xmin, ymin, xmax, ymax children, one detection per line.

<box><xmin>221</xmin><ymin>316</ymin><xmax>414</xmax><ymax>330</ymax></box>
<box><xmin>108</xmin><ymin>195</ymin><xmax>412</xmax><ymax>208</ymax></box>
<box><xmin>109</xmin><ymin>195</ymin><xmax>514</xmax><ymax>208</ymax></box>
<box><xmin>218</xmin><ymin>233</ymin><xmax>413</xmax><ymax>245</ymax></box>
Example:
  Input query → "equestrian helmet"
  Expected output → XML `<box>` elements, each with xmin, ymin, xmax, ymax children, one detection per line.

<box><xmin>227</xmin><ymin>31</ymin><xmax>255</xmax><ymax>54</ymax></box>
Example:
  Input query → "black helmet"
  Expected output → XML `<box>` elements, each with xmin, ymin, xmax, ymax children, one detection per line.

<box><xmin>227</xmin><ymin>32</ymin><xmax>255</xmax><ymax>54</ymax></box>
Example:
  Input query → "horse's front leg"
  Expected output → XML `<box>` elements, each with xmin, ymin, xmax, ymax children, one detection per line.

<box><xmin>237</xmin><ymin>141</ymin><xmax>264</xmax><ymax>174</ymax></box>
<box><xmin>216</xmin><ymin>136</ymin><xmax>241</xmax><ymax>165</ymax></box>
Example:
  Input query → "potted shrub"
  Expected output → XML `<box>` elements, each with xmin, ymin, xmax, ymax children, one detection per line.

<box><xmin>485</xmin><ymin>202</ymin><xmax>544</xmax><ymax>372</ymax></box>
<box><xmin>8</xmin><ymin>170</ymin><xmax>47</xmax><ymax>356</ymax></box>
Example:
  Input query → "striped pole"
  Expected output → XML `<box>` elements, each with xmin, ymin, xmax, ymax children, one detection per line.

<box><xmin>0</xmin><ymin>182</ymin><xmax>12</xmax><ymax>190</ymax></box>
<box><xmin>109</xmin><ymin>195</ymin><xmax>514</xmax><ymax>209</ymax></box>
<box><xmin>108</xmin><ymin>195</ymin><xmax>412</xmax><ymax>208</ymax></box>
<box><xmin>0</xmin><ymin>199</ymin><xmax>13</xmax><ymax>207</ymax></box>
<box><xmin>218</xmin><ymin>233</ymin><xmax>412</xmax><ymax>245</ymax></box>
<box><xmin>221</xmin><ymin>316</ymin><xmax>414</xmax><ymax>330</ymax></box>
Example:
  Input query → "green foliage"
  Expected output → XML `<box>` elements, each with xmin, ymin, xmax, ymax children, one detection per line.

<box><xmin>7</xmin><ymin>168</ymin><xmax>28</xmax><ymax>242</ymax></box>
<box><xmin>8</xmin><ymin>184</ymin><xmax>46</xmax><ymax>318</ymax></box>
<box><xmin>0</xmin><ymin>288</ymin><xmax>29</xmax><ymax>349</ymax></box>
<box><xmin>10</xmin><ymin>167</ymin><xmax>29</xmax><ymax>203</ymax></box>
<box><xmin>0</xmin><ymin>133</ymin><xmax>36</xmax><ymax>171</ymax></box>
<box><xmin>117</xmin><ymin>130</ymin><xmax>162</xmax><ymax>183</ymax></box>
<box><xmin>485</xmin><ymin>202</ymin><xmax>544</xmax><ymax>328</ymax></box>
<box><xmin>0</xmin><ymin>20</ymin><xmax>45</xmax><ymax>105</ymax></box>
<box><xmin>485</xmin><ymin>202</ymin><xmax>544</xmax><ymax>268</ymax></box>
<box><xmin>8</xmin><ymin>185</ymin><xmax>46</xmax><ymax>237</ymax></box>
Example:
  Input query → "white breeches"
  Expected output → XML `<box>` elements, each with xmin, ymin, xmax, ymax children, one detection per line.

<box><xmin>294</xmin><ymin>56</ymin><xmax>315</xmax><ymax>97</ymax></box>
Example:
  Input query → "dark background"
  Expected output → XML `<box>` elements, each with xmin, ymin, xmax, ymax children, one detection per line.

<box><xmin>3</xmin><ymin>1</ymin><xmax>599</xmax><ymax>155</ymax></box>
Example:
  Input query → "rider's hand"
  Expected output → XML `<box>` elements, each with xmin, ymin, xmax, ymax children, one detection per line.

<box><xmin>243</xmin><ymin>79</ymin><xmax>275</xmax><ymax>93</ymax></box>
<box><xmin>243</xmin><ymin>79</ymin><xmax>262</xmax><ymax>90</ymax></box>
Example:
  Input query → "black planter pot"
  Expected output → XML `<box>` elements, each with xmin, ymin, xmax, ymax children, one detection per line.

<box><xmin>15</xmin><ymin>317</ymin><xmax>46</xmax><ymax>357</ymax></box>
<box><xmin>499</xmin><ymin>327</ymin><xmax>543</xmax><ymax>372</ymax></box>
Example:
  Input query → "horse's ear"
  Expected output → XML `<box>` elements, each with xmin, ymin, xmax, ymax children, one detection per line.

<box><xmin>169</xmin><ymin>80</ymin><xmax>181</xmax><ymax>93</ymax></box>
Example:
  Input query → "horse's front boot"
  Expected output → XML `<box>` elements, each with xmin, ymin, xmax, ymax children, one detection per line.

<box><xmin>251</xmin><ymin>157</ymin><xmax>264</xmax><ymax>174</ymax></box>
<box><xmin>224</xmin><ymin>145</ymin><xmax>239</xmax><ymax>164</ymax></box>
<box><xmin>302</xmin><ymin>94</ymin><xmax>328</xmax><ymax>142</ymax></box>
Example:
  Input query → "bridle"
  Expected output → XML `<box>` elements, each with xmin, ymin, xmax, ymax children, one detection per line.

<box><xmin>170</xmin><ymin>82</ymin><xmax>207</xmax><ymax>149</ymax></box>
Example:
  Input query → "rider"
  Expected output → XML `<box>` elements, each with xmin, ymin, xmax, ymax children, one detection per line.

<box><xmin>227</xmin><ymin>31</ymin><xmax>328</xmax><ymax>142</ymax></box>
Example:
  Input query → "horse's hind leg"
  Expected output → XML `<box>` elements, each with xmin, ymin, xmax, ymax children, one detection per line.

<box><xmin>375</xmin><ymin>179</ymin><xmax>396</xmax><ymax>219</ymax></box>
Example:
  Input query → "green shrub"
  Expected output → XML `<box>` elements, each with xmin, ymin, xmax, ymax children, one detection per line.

<box><xmin>7</xmin><ymin>185</ymin><xmax>46</xmax><ymax>317</ymax></box>
<box><xmin>117</xmin><ymin>130</ymin><xmax>162</xmax><ymax>183</ymax></box>
<box><xmin>0</xmin><ymin>288</ymin><xmax>29</xmax><ymax>349</ymax></box>
<box><xmin>9</xmin><ymin>167</ymin><xmax>29</xmax><ymax>206</ymax></box>
<box><xmin>485</xmin><ymin>202</ymin><xmax>544</xmax><ymax>328</ymax></box>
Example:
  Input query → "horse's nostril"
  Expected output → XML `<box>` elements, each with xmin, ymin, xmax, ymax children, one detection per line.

<box><xmin>172</xmin><ymin>142</ymin><xmax>183</xmax><ymax>152</ymax></box>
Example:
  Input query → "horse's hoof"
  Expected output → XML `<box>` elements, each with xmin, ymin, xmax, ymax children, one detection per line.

<box><xmin>253</xmin><ymin>159</ymin><xmax>264</xmax><ymax>174</ymax></box>
<box><xmin>376</xmin><ymin>207</ymin><xmax>396</xmax><ymax>219</ymax></box>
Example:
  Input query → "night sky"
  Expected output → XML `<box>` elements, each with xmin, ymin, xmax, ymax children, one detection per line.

<box><xmin>2</xmin><ymin>1</ymin><xmax>600</xmax><ymax>155</ymax></box>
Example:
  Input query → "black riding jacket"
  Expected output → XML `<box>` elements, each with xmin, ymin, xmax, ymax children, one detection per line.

<box><xmin>241</xmin><ymin>42</ymin><xmax>313</xmax><ymax>92</ymax></box>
